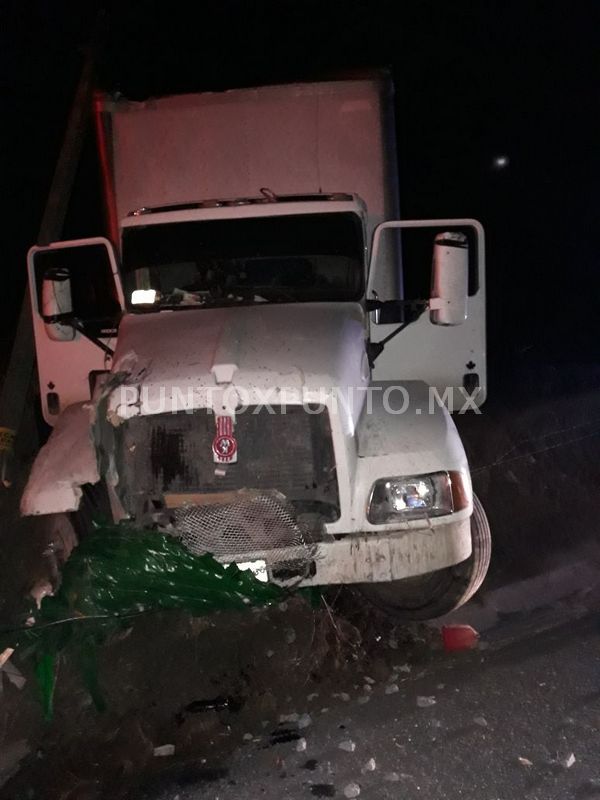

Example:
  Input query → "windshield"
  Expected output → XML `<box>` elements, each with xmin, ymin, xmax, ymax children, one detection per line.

<box><xmin>121</xmin><ymin>212</ymin><xmax>364</xmax><ymax>310</ymax></box>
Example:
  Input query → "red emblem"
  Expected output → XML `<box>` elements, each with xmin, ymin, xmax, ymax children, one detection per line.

<box><xmin>213</xmin><ymin>415</ymin><xmax>238</xmax><ymax>463</ymax></box>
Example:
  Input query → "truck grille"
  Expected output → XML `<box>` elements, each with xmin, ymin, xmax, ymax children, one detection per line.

<box><xmin>114</xmin><ymin>405</ymin><xmax>340</xmax><ymax>522</ymax></box>
<box><xmin>172</xmin><ymin>490</ymin><xmax>315</xmax><ymax>565</ymax></box>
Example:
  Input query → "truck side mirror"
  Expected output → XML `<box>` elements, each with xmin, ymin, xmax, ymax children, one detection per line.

<box><xmin>41</xmin><ymin>267</ymin><xmax>76</xmax><ymax>342</ymax></box>
<box><xmin>429</xmin><ymin>232</ymin><xmax>468</xmax><ymax>326</ymax></box>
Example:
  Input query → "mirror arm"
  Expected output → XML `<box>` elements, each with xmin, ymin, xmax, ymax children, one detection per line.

<box><xmin>365</xmin><ymin>298</ymin><xmax>428</xmax><ymax>313</ymax></box>
<box><xmin>42</xmin><ymin>313</ymin><xmax>115</xmax><ymax>357</ymax></box>
<box><xmin>366</xmin><ymin>302</ymin><xmax>427</xmax><ymax>368</ymax></box>
<box><xmin>366</xmin><ymin>340</ymin><xmax>384</xmax><ymax>367</ymax></box>
<box><xmin>367</xmin><ymin>323</ymin><xmax>407</xmax><ymax>368</ymax></box>
<box><xmin>69</xmin><ymin>318</ymin><xmax>115</xmax><ymax>357</ymax></box>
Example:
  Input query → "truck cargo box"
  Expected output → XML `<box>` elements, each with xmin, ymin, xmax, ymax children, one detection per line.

<box><xmin>99</xmin><ymin>78</ymin><xmax>399</xmax><ymax>243</ymax></box>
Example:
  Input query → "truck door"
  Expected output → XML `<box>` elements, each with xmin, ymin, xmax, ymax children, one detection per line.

<box><xmin>27</xmin><ymin>237</ymin><xmax>123</xmax><ymax>425</ymax></box>
<box><xmin>368</xmin><ymin>219</ymin><xmax>486</xmax><ymax>410</ymax></box>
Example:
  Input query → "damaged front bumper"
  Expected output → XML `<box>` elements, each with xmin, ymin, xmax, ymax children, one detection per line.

<box><xmin>218</xmin><ymin>517</ymin><xmax>472</xmax><ymax>588</ymax></box>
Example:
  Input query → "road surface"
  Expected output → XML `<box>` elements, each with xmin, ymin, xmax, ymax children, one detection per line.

<box><xmin>145</xmin><ymin>608</ymin><xmax>600</xmax><ymax>800</ymax></box>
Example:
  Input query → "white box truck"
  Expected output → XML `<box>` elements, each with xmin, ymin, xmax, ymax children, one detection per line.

<box><xmin>21</xmin><ymin>76</ymin><xmax>490</xmax><ymax>619</ymax></box>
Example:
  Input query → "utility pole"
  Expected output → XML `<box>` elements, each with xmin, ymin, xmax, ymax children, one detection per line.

<box><xmin>0</xmin><ymin>49</ymin><xmax>96</xmax><ymax>488</ymax></box>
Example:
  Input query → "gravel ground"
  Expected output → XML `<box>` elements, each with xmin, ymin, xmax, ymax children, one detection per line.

<box><xmin>144</xmin><ymin>611</ymin><xmax>600</xmax><ymax>800</ymax></box>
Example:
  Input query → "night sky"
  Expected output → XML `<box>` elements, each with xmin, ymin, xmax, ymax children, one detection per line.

<box><xmin>2</xmin><ymin>0</ymin><xmax>598</xmax><ymax>376</ymax></box>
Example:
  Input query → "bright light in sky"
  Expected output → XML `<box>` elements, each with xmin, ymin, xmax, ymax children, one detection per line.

<box><xmin>131</xmin><ymin>289</ymin><xmax>157</xmax><ymax>305</ymax></box>
<box><xmin>492</xmin><ymin>154</ymin><xmax>509</xmax><ymax>169</ymax></box>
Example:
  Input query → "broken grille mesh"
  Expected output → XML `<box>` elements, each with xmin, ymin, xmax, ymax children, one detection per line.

<box><xmin>173</xmin><ymin>490</ymin><xmax>316</xmax><ymax>567</ymax></box>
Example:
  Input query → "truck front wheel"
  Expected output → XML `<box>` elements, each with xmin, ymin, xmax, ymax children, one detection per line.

<box><xmin>359</xmin><ymin>494</ymin><xmax>491</xmax><ymax>621</ymax></box>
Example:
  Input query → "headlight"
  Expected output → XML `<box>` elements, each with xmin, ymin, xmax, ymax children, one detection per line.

<box><xmin>367</xmin><ymin>471</ymin><xmax>466</xmax><ymax>525</ymax></box>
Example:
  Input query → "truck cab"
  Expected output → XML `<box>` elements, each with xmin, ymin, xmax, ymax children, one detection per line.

<box><xmin>21</xmin><ymin>77</ymin><xmax>490</xmax><ymax>620</ymax></box>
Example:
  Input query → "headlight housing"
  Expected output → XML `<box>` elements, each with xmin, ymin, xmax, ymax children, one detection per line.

<box><xmin>367</xmin><ymin>471</ymin><xmax>467</xmax><ymax>525</ymax></box>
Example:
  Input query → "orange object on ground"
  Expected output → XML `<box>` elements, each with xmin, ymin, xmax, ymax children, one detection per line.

<box><xmin>442</xmin><ymin>624</ymin><xmax>479</xmax><ymax>652</ymax></box>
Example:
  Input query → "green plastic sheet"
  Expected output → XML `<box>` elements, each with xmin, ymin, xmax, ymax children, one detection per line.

<box><xmin>1</xmin><ymin>525</ymin><xmax>285</xmax><ymax>718</ymax></box>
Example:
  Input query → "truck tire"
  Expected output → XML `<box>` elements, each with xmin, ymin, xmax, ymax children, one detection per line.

<box><xmin>359</xmin><ymin>494</ymin><xmax>491</xmax><ymax>621</ymax></box>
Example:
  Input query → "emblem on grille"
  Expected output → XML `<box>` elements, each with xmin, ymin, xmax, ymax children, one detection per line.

<box><xmin>213</xmin><ymin>415</ymin><xmax>238</xmax><ymax>463</ymax></box>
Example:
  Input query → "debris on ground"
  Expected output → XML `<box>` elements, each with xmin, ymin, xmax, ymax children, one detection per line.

<box><xmin>416</xmin><ymin>695</ymin><xmax>437</xmax><ymax>708</ymax></box>
<box><xmin>343</xmin><ymin>781</ymin><xmax>361</xmax><ymax>798</ymax></box>
<box><xmin>362</xmin><ymin>758</ymin><xmax>376</xmax><ymax>772</ymax></box>
<box><xmin>385</xmin><ymin>683</ymin><xmax>399</xmax><ymax>695</ymax></box>
<box><xmin>338</xmin><ymin>739</ymin><xmax>356</xmax><ymax>752</ymax></box>
<box><xmin>441</xmin><ymin>624</ymin><xmax>480</xmax><ymax>652</ymax></box>
<box><xmin>177</xmin><ymin>695</ymin><xmax>233</xmax><ymax>716</ymax></box>
<box><xmin>279</xmin><ymin>712</ymin><xmax>300</xmax><ymax>723</ymax></box>
<box><xmin>153</xmin><ymin>744</ymin><xmax>175</xmax><ymax>757</ymax></box>
<box><xmin>518</xmin><ymin>756</ymin><xmax>533</xmax><ymax>767</ymax></box>
<box><xmin>29</xmin><ymin>579</ymin><xmax>53</xmax><ymax>610</ymax></box>
<box><xmin>270</xmin><ymin>727</ymin><xmax>303</xmax><ymax>745</ymax></box>
<box><xmin>310</xmin><ymin>784</ymin><xmax>336</xmax><ymax>797</ymax></box>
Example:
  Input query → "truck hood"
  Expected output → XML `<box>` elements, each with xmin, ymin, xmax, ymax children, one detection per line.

<box><xmin>109</xmin><ymin>303</ymin><xmax>369</xmax><ymax>426</ymax></box>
